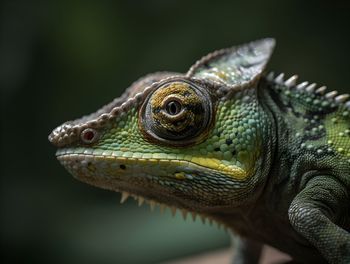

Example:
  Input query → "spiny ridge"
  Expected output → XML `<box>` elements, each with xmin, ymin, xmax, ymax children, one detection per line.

<box><xmin>284</xmin><ymin>75</ymin><xmax>298</xmax><ymax>87</ymax></box>
<box><xmin>267</xmin><ymin>71</ymin><xmax>350</xmax><ymax>109</ymax></box>
<box><xmin>117</xmin><ymin>191</ymin><xmax>227</xmax><ymax>231</ymax></box>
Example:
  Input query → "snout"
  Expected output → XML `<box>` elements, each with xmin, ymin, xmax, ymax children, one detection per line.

<box><xmin>48</xmin><ymin>123</ymin><xmax>79</xmax><ymax>147</ymax></box>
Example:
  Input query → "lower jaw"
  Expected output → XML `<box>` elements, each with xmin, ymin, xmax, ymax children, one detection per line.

<box><xmin>56</xmin><ymin>151</ymin><xmax>245</xmax><ymax>230</ymax></box>
<box><xmin>65</xmin><ymin>166</ymin><xmax>229</xmax><ymax>231</ymax></box>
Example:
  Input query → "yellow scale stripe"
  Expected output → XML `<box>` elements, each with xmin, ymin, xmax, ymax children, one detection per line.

<box><xmin>99</xmin><ymin>155</ymin><xmax>248</xmax><ymax>180</ymax></box>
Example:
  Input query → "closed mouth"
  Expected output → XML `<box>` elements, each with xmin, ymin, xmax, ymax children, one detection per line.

<box><xmin>56</xmin><ymin>148</ymin><xmax>248</xmax><ymax>180</ymax></box>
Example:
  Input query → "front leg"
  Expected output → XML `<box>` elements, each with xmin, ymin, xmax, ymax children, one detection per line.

<box><xmin>230</xmin><ymin>234</ymin><xmax>262</xmax><ymax>264</ymax></box>
<box><xmin>288</xmin><ymin>176</ymin><xmax>350</xmax><ymax>263</ymax></box>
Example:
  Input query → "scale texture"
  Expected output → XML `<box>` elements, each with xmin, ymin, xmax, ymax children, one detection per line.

<box><xmin>49</xmin><ymin>39</ymin><xmax>350</xmax><ymax>264</ymax></box>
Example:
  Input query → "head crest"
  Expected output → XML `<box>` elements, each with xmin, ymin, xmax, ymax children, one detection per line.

<box><xmin>187</xmin><ymin>38</ymin><xmax>275</xmax><ymax>92</ymax></box>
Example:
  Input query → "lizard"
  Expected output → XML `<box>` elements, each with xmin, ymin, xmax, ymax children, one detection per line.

<box><xmin>49</xmin><ymin>39</ymin><xmax>350</xmax><ymax>264</ymax></box>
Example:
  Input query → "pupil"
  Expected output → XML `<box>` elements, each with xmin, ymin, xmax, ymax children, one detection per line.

<box><xmin>166</xmin><ymin>101</ymin><xmax>181</xmax><ymax>115</ymax></box>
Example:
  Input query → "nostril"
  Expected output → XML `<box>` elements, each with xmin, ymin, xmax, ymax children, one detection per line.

<box><xmin>80</xmin><ymin>128</ymin><xmax>99</xmax><ymax>144</ymax></box>
<box><xmin>83</xmin><ymin>130</ymin><xmax>94</xmax><ymax>141</ymax></box>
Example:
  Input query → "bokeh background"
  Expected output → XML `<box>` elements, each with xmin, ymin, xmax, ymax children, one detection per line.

<box><xmin>1</xmin><ymin>1</ymin><xmax>350</xmax><ymax>263</ymax></box>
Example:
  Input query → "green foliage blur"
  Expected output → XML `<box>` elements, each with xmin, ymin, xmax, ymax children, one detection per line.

<box><xmin>1</xmin><ymin>0</ymin><xmax>349</xmax><ymax>263</ymax></box>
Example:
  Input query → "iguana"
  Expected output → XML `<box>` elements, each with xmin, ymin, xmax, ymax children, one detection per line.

<box><xmin>49</xmin><ymin>39</ymin><xmax>350</xmax><ymax>264</ymax></box>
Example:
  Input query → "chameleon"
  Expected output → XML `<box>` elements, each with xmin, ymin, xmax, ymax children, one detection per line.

<box><xmin>49</xmin><ymin>39</ymin><xmax>350</xmax><ymax>263</ymax></box>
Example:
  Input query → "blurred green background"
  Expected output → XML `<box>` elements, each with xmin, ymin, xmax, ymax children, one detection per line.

<box><xmin>1</xmin><ymin>0</ymin><xmax>349</xmax><ymax>263</ymax></box>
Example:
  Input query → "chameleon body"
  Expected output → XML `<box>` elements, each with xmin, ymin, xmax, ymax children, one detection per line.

<box><xmin>49</xmin><ymin>39</ymin><xmax>350</xmax><ymax>263</ymax></box>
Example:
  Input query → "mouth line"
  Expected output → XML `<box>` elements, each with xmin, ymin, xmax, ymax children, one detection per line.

<box><xmin>56</xmin><ymin>148</ymin><xmax>247</xmax><ymax>180</ymax></box>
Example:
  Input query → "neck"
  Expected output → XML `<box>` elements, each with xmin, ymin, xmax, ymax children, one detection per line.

<box><xmin>206</xmin><ymin>82</ymin><xmax>278</xmax><ymax>225</ymax></box>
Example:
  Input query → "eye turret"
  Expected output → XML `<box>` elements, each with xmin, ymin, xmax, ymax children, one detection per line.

<box><xmin>139</xmin><ymin>80</ymin><xmax>213</xmax><ymax>146</ymax></box>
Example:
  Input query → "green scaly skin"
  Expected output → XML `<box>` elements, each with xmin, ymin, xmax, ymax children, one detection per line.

<box><xmin>49</xmin><ymin>39</ymin><xmax>350</xmax><ymax>264</ymax></box>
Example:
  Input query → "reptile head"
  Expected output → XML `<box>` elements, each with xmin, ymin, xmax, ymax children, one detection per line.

<box><xmin>49</xmin><ymin>39</ymin><xmax>275</xmax><ymax>217</ymax></box>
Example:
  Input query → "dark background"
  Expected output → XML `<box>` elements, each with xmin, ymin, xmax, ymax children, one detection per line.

<box><xmin>1</xmin><ymin>1</ymin><xmax>349</xmax><ymax>263</ymax></box>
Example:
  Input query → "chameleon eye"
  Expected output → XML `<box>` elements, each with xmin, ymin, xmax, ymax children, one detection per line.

<box><xmin>139</xmin><ymin>80</ymin><xmax>213</xmax><ymax>146</ymax></box>
<box><xmin>80</xmin><ymin>128</ymin><xmax>99</xmax><ymax>144</ymax></box>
